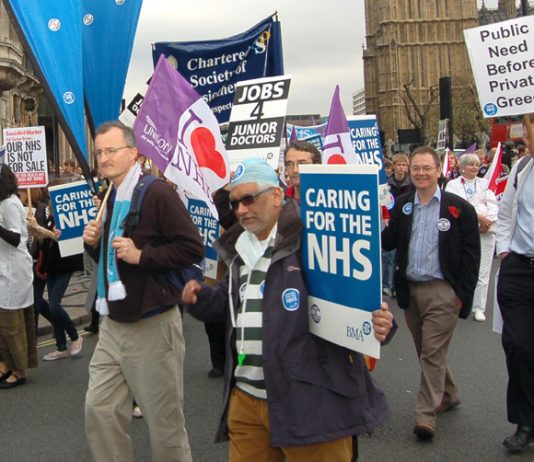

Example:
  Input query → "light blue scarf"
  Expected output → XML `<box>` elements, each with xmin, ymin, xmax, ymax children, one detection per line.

<box><xmin>96</xmin><ymin>164</ymin><xmax>141</xmax><ymax>315</ymax></box>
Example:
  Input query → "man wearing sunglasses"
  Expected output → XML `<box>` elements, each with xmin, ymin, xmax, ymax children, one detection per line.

<box><xmin>183</xmin><ymin>157</ymin><xmax>394</xmax><ymax>462</ymax></box>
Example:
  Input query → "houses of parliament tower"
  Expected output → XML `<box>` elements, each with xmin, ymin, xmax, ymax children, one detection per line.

<box><xmin>363</xmin><ymin>0</ymin><xmax>529</xmax><ymax>146</ymax></box>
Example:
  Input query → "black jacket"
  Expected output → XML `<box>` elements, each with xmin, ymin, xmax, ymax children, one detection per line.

<box><xmin>382</xmin><ymin>190</ymin><xmax>481</xmax><ymax>318</ymax></box>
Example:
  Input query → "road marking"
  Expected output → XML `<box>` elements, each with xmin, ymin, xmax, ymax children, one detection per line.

<box><xmin>37</xmin><ymin>330</ymin><xmax>89</xmax><ymax>349</ymax></box>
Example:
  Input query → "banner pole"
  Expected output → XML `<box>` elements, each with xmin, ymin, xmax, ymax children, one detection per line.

<box><xmin>523</xmin><ymin>114</ymin><xmax>534</xmax><ymax>152</ymax></box>
<box><xmin>95</xmin><ymin>185</ymin><xmax>112</xmax><ymax>223</ymax></box>
<box><xmin>26</xmin><ymin>188</ymin><xmax>33</xmax><ymax>216</ymax></box>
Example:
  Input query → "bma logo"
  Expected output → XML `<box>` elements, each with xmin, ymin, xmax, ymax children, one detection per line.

<box><xmin>310</xmin><ymin>304</ymin><xmax>321</xmax><ymax>323</ymax></box>
<box><xmin>347</xmin><ymin>321</ymin><xmax>373</xmax><ymax>341</ymax></box>
<box><xmin>484</xmin><ymin>103</ymin><xmax>498</xmax><ymax>116</ymax></box>
<box><xmin>83</xmin><ymin>14</ymin><xmax>94</xmax><ymax>26</ymax></box>
<box><xmin>63</xmin><ymin>92</ymin><xmax>75</xmax><ymax>105</ymax></box>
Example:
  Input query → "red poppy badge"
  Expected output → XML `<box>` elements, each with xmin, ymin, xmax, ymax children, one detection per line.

<box><xmin>448</xmin><ymin>205</ymin><xmax>460</xmax><ymax>218</ymax></box>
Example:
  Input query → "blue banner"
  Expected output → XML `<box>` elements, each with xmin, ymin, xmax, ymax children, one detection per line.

<box><xmin>153</xmin><ymin>15</ymin><xmax>284</xmax><ymax>123</ymax></box>
<box><xmin>300</xmin><ymin>164</ymin><xmax>381</xmax><ymax>357</ymax></box>
<box><xmin>5</xmin><ymin>1</ymin><xmax>87</xmax><ymax>163</ymax></box>
<box><xmin>82</xmin><ymin>0</ymin><xmax>143</xmax><ymax>131</ymax></box>
<box><xmin>286</xmin><ymin>122</ymin><xmax>326</xmax><ymax>151</ymax></box>
<box><xmin>187</xmin><ymin>198</ymin><xmax>220</xmax><ymax>279</ymax></box>
<box><xmin>48</xmin><ymin>180</ymin><xmax>97</xmax><ymax>257</ymax></box>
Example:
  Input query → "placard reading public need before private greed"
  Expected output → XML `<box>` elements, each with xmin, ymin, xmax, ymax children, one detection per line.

<box><xmin>464</xmin><ymin>15</ymin><xmax>534</xmax><ymax>118</ymax></box>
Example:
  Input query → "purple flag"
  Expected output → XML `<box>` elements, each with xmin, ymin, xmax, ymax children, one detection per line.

<box><xmin>457</xmin><ymin>143</ymin><xmax>477</xmax><ymax>157</ymax></box>
<box><xmin>133</xmin><ymin>55</ymin><xmax>230</xmax><ymax>218</ymax></box>
<box><xmin>322</xmin><ymin>86</ymin><xmax>354</xmax><ymax>164</ymax></box>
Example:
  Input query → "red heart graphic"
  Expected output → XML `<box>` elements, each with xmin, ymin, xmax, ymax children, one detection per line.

<box><xmin>327</xmin><ymin>154</ymin><xmax>347</xmax><ymax>165</ymax></box>
<box><xmin>190</xmin><ymin>127</ymin><xmax>227</xmax><ymax>179</ymax></box>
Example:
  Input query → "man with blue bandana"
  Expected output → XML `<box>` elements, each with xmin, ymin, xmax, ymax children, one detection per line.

<box><xmin>183</xmin><ymin>157</ymin><xmax>394</xmax><ymax>462</ymax></box>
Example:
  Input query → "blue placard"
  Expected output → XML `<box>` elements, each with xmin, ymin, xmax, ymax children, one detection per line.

<box><xmin>300</xmin><ymin>164</ymin><xmax>381</xmax><ymax>357</ymax></box>
<box><xmin>188</xmin><ymin>198</ymin><xmax>220</xmax><ymax>279</ymax></box>
<box><xmin>347</xmin><ymin>117</ymin><xmax>387</xmax><ymax>184</ymax></box>
<box><xmin>48</xmin><ymin>180</ymin><xmax>97</xmax><ymax>257</ymax></box>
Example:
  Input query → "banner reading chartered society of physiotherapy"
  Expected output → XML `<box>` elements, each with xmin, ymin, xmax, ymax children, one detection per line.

<box><xmin>3</xmin><ymin>126</ymin><xmax>48</xmax><ymax>188</ymax></box>
<box><xmin>152</xmin><ymin>15</ymin><xmax>284</xmax><ymax>124</ymax></box>
<box><xmin>226</xmin><ymin>75</ymin><xmax>291</xmax><ymax>169</ymax></box>
<box><xmin>48</xmin><ymin>180</ymin><xmax>97</xmax><ymax>257</ymax></box>
<box><xmin>300</xmin><ymin>164</ymin><xmax>382</xmax><ymax>358</ymax></box>
<box><xmin>187</xmin><ymin>198</ymin><xmax>220</xmax><ymax>280</ymax></box>
<box><xmin>347</xmin><ymin>116</ymin><xmax>390</xmax><ymax>206</ymax></box>
<box><xmin>464</xmin><ymin>15</ymin><xmax>534</xmax><ymax>118</ymax></box>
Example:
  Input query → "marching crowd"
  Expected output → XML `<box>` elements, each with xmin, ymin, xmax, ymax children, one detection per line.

<box><xmin>0</xmin><ymin>118</ymin><xmax>533</xmax><ymax>461</ymax></box>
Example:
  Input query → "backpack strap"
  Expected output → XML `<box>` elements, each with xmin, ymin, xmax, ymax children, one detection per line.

<box><xmin>513</xmin><ymin>156</ymin><xmax>533</xmax><ymax>189</ymax></box>
<box><xmin>122</xmin><ymin>174</ymin><xmax>161</xmax><ymax>236</ymax></box>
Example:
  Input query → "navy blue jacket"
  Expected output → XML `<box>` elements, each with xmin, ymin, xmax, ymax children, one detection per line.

<box><xmin>187</xmin><ymin>198</ymin><xmax>390</xmax><ymax>447</ymax></box>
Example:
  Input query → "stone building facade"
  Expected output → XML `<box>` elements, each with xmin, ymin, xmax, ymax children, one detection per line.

<box><xmin>363</xmin><ymin>0</ymin><xmax>479</xmax><ymax>145</ymax></box>
<box><xmin>0</xmin><ymin>2</ymin><xmax>84</xmax><ymax>172</ymax></box>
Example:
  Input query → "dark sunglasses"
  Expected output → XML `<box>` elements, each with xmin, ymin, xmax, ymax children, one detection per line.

<box><xmin>230</xmin><ymin>187</ymin><xmax>274</xmax><ymax>211</ymax></box>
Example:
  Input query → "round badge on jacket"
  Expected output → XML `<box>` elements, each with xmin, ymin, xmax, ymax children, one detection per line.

<box><xmin>438</xmin><ymin>218</ymin><xmax>451</xmax><ymax>232</ymax></box>
<box><xmin>402</xmin><ymin>202</ymin><xmax>413</xmax><ymax>215</ymax></box>
<box><xmin>282</xmin><ymin>288</ymin><xmax>300</xmax><ymax>311</ymax></box>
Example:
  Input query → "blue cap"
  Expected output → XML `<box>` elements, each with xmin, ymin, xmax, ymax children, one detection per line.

<box><xmin>231</xmin><ymin>158</ymin><xmax>278</xmax><ymax>189</ymax></box>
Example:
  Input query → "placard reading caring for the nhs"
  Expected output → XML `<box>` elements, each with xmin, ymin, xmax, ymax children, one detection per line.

<box><xmin>187</xmin><ymin>198</ymin><xmax>220</xmax><ymax>280</ymax></box>
<box><xmin>48</xmin><ymin>181</ymin><xmax>97</xmax><ymax>257</ymax></box>
<box><xmin>226</xmin><ymin>75</ymin><xmax>291</xmax><ymax>169</ymax></box>
<box><xmin>464</xmin><ymin>15</ymin><xmax>534</xmax><ymax>118</ymax></box>
<box><xmin>300</xmin><ymin>164</ymin><xmax>382</xmax><ymax>358</ymax></box>
<box><xmin>347</xmin><ymin>116</ymin><xmax>390</xmax><ymax>206</ymax></box>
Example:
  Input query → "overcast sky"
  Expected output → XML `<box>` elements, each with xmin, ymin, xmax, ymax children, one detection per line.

<box><xmin>124</xmin><ymin>0</ymin><xmax>504</xmax><ymax>117</ymax></box>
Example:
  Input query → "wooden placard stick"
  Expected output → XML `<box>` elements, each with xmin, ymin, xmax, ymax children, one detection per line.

<box><xmin>95</xmin><ymin>185</ymin><xmax>113</xmax><ymax>223</ymax></box>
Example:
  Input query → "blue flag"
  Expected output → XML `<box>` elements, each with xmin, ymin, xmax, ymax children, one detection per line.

<box><xmin>4</xmin><ymin>1</ymin><xmax>143</xmax><ymax>184</ymax></box>
<box><xmin>153</xmin><ymin>15</ymin><xmax>284</xmax><ymax>123</ymax></box>
<box><xmin>82</xmin><ymin>0</ymin><xmax>143</xmax><ymax>131</ymax></box>
<box><xmin>4</xmin><ymin>1</ymin><xmax>87</xmax><ymax>165</ymax></box>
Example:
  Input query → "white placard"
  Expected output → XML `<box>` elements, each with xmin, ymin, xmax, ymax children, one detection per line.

<box><xmin>464</xmin><ymin>16</ymin><xmax>534</xmax><ymax>118</ymax></box>
<box><xmin>3</xmin><ymin>126</ymin><xmax>48</xmax><ymax>187</ymax></box>
<box><xmin>225</xmin><ymin>75</ymin><xmax>291</xmax><ymax>169</ymax></box>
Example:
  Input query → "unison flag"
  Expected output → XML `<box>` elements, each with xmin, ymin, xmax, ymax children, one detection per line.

<box><xmin>133</xmin><ymin>55</ymin><xmax>230</xmax><ymax>219</ymax></box>
<box><xmin>153</xmin><ymin>15</ymin><xmax>284</xmax><ymax>124</ymax></box>
<box><xmin>322</xmin><ymin>86</ymin><xmax>357</xmax><ymax>165</ymax></box>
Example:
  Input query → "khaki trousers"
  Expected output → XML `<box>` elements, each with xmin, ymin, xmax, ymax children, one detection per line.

<box><xmin>405</xmin><ymin>280</ymin><xmax>460</xmax><ymax>428</ymax></box>
<box><xmin>0</xmin><ymin>306</ymin><xmax>36</xmax><ymax>372</ymax></box>
<box><xmin>85</xmin><ymin>308</ymin><xmax>192</xmax><ymax>462</ymax></box>
<box><xmin>227</xmin><ymin>388</ymin><xmax>353</xmax><ymax>462</ymax></box>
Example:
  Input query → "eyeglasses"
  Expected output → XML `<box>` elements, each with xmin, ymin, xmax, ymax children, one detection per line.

<box><xmin>285</xmin><ymin>160</ymin><xmax>313</xmax><ymax>170</ymax></box>
<box><xmin>410</xmin><ymin>166</ymin><xmax>436</xmax><ymax>174</ymax></box>
<box><xmin>94</xmin><ymin>146</ymin><xmax>131</xmax><ymax>159</ymax></box>
<box><xmin>230</xmin><ymin>187</ymin><xmax>274</xmax><ymax>211</ymax></box>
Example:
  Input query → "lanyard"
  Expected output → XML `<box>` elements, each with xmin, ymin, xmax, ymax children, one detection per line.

<box><xmin>461</xmin><ymin>177</ymin><xmax>477</xmax><ymax>199</ymax></box>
